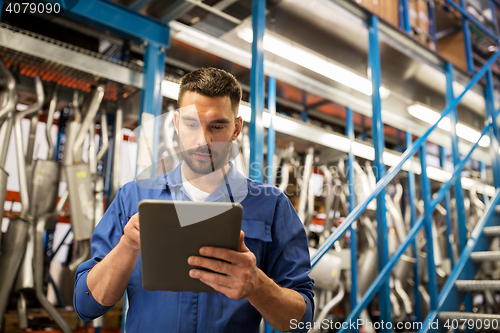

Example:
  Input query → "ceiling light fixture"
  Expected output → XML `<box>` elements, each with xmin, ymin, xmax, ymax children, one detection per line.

<box><xmin>236</xmin><ymin>27</ymin><xmax>391</xmax><ymax>99</ymax></box>
<box><xmin>407</xmin><ymin>103</ymin><xmax>490</xmax><ymax>147</ymax></box>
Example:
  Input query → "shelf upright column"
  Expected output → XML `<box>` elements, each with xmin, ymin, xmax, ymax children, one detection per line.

<box><xmin>485</xmin><ymin>69</ymin><xmax>500</xmax><ymax>189</ymax></box>
<box><xmin>135</xmin><ymin>43</ymin><xmax>166</xmax><ymax>178</ymax></box>
<box><xmin>444</xmin><ymin>63</ymin><xmax>467</xmax><ymax>253</ymax></box>
<box><xmin>405</xmin><ymin>132</ymin><xmax>421</xmax><ymax>322</ymax></box>
<box><xmin>459</xmin><ymin>0</ymin><xmax>475</xmax><ymax>73</ymax></box>
<box><xmin>399</xmin><ymin>0</ymin><xmax>411</xmax><ymax>33</ymax></box>
<box><xmin>267</xmin><ymin>77</ymin><xmax>276</xmax><ymax>186</ymax></box>
<box><xmin>346</xmin><ymin>107</ymin><xmax>358</xmax><ymax>333</ymax></box>
<box><xmin>128</xmin><ymin>42</ymin><xmax>166</xmax><ymax>333</ymax></box>
<box><xmin>445</xmin><ymin>62</ymin><xmax>471</xmax><ymax>318</ymax></box>
<box><xmin>439</xmin><ymin>146</ymin><xmax>455</xmax><ymax>270</ymax></box>
<box><xmin>419</xmin><ymin>142</ymin><xmax>439</xmax><ymax>312</ymax></box>
<box><xmin>367</xmin><ymin>15</ymin><xmax>392</xmax><ymax>329</ymax></box>
<box><xmin>249</xmin><ymin>0</ymin><xmax>265</xmax><ymax>182</ymax></box>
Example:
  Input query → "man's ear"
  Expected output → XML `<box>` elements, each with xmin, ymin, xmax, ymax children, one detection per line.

<box><xmin>233</xmin><ymin>116</ymin><xmax>243</xmax><ymax>141</ymax></box>
<box><xmin>173</xmin><ymin>111</ymin><xmax>180</xmax><ymax>134</ymax></box>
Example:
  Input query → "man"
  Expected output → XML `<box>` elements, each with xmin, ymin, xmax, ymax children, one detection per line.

<box><xmin>74</xmin><ymin>68</ymin><xmax>314</xmax><ymax>332</ymax></box>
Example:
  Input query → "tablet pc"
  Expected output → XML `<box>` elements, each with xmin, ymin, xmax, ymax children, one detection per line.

<box><xmin>138</xmin><ymin>200</ymin><xmax>242</xmax><ymax>293</ymax></box>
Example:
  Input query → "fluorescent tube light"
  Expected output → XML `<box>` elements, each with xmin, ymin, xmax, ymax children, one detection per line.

<box><xmin>407</xmin><ymin>103</ymin><xmax>490</xmax><ymax>147</ymax></box>
<box><xmin>237</xmin><ymin>27</ymin><xmax>391</xmax><ymax>99</ymax></box>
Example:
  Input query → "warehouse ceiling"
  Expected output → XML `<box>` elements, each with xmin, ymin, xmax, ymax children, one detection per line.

<box><xmin>0</xmin><ymin>0</ymin><xmax>493</xmax><ymax>159</ymax></box>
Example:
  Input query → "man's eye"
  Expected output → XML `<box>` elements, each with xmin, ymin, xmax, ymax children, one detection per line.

<box><xmin>212</xmin><ymin>126</ymin><xmax>224</xmax><ymax>130</ymax></box>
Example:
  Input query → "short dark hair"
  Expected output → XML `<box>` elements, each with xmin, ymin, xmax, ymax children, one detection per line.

<box><xmin>178</xmin><ymin>67</ymin><xmax>242</xmax><ymax>113</ymax></box>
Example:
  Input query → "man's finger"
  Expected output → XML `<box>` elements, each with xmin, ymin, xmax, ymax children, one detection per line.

<box><xmin>238</xmin><ymin>231</ymin><xmax>249</xmax><ymax>252</ymax></box>
<box><xmin>189</xmin><ymin>269</ymin><xmax>232</xmax><ymax>287</ymax></box>
<box><xmin>198</xmin><ymin>278</ymin><xmax>235</xmax><ymax>297</ymax></box>
<box><xmin>187</xmin><ymin>256</ymin><xmax>236</xmax><ymax>275</ymax></box>
<box><xmin>199</xmin><ymin>246</ymin><xmax>239</xmax><ymax>263</ymax></box>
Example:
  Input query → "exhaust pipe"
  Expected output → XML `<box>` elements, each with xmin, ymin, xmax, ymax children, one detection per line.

<box><xmin>13</xmin><ymin>77</ymin><xmax>44</xmax><ymax>299</ymax></box>
<box><xmin>110</xmin><ymin>104</ymin><xmax>123</xmax><ymax>203</ymax></box>
<box><xmin>34</xmin><ymin>216</ymin><xmax>72</xmax><ymax>333</ymax></box>
<box><xmin>0</xmin><ymin>59</ymin><xmax>16</xmax><ymax>122</ymax></box>
<box><xmin>0</xmin><ymin>219</ymin><xmax>29</xmax><ymax>328</ymax></box>
<box><xmin>72</xmin><ymin>84</ymin><xmax>105</xmax><ymax>164</ymax></box>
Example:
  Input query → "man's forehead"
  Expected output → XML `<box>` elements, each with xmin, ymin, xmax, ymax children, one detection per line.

<box><xmin>178</xmin><ymin>104</ymin><xmax>233</xmax><ymax>122</ymax></box>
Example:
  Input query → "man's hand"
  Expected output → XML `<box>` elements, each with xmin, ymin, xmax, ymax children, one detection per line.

<box><xmin>188</xmin><ymin>230</ymin><xmax>307</xmax><ymax>331</ymax></box>
<box><xmin>187</xmin><ymin>231</ymin><xmax>262</xmax><ymax>299</ymax></box>
<box><xmin>87</xmin><ymin>213</ymin><xmax>142</xmax><ymax>306</ymax></box>
<box><xmin>122</xmin><ymin>213</ymin><xmax>140</xmax><ymax>252</ymax></box>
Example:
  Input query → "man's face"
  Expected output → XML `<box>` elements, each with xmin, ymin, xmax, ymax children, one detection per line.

<box><xmin>174</xmin><ymin>91</ymin><xmax>242</xmax><ymax>175</ymax></box>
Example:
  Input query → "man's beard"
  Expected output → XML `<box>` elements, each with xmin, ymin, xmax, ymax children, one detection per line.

<box><xmin>179</xmin><ymin>139</ymin><xmax>232</xmax><ymax>175</ymax></box>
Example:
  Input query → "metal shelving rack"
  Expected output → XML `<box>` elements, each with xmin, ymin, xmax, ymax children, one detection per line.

<box><xmin>1</xmin><ymin>0</ymin><xmax>500</xmax><ymax>332</ymax></box>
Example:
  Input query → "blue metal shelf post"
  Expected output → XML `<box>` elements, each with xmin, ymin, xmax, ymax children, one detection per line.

<box><xmin>405</xmin><ymin>132</ymin><xmax>421</xmax><ymax>322</ymax></box>
<box><xmin>399</xmin><ymin>0</ymin><xmax>411</xmax><ymax>33</ymax></box>
<box><xmin>459</xmin><ymin>0</ymin><xmax>475</xmax><ymax>73</ymax></box>
<box><xmin>136</xmin><ymin>43</ymin><xmax>166</xmax><ymax>178</ymax></box>
<box><xmin>445</xmin><ymin>61</ymin><xmax>472</xmax><ymax>318</ymax></box>
<box><xmin>444</xmin><ymin>63</ymin><xmax>467</xmax><ymax>254</ymax></box>
<box><xmin>346</xmin><ymin>107</ymin><xmax>358</xmax><ymax>333</ymax></box>
<box><xmin>439</xmin><ymin>146</ymin><xmax>455</xmax><ymax>270</ymax></box>
<box><xmin>485</xmin><ymin>69</ymin><xmax>500</xmax><ymax>188</ymax></box>
<box><xmin>419</xmin><ymin>142</ymin><xmax>439</xmax><ymax>311</ymax></box>
<box><xmin>367</xmin><ymin>15</ymin><xmax>392</xmax><ymax>329</ymax></box>
<box><xmin>249</xmin><ymin>0</ymin><xmax>266</xmax><ymax>183</ymax></box>
<box><xmin>267</xmin><ymin>77</ymin><xmax>276</xmax><ymax>186</ymax></box>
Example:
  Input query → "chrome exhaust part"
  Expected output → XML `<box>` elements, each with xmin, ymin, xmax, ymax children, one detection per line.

<box><xmin>0</xmin><ymin>59</ymin><xmax>16</xmax><ymax>122</ymax></box>
<box><xmin>298</xmin><ymin>147</ymin><xmax>314</xmax><ymax>224</ymax></box>
<box><xmin>72</xmin><ymin>84</ymin><xmax>106</xmax><ymax>164</ymax></box>
<box><xmin>110</xmin><ymin>104</ymin><xmax>123</xmax><ymax>202</ymax></box>
<box><xmin>34</xmin><ymin>216</ymin><xmax>72</xmax><ymax>333</ymax></box>
<box><xmin>13</xmin><ymin>77</ymin><xmax>44</xmax><ymax>300</ymax></box>
<box><xmin>0</xmin><ymin>219</ymin><xmax>29</xmax><ymax>328</ymax></box>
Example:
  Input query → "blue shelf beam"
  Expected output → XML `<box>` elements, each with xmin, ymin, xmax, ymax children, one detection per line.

<box><xmin>249</xmin><ymin>0</ymin><xmax>266</xmax><ymax>182</ymax></box>
<box><xmin>367</xmin><ymin>15</ymin><xmax>392</xmax><ymax>330</ymax></box>
<box><xmin>266</xmin><ymin>77</ymin><xmax>276</xmax><ymax>186</ymax></box>
<box><xmin>311</xmin><ymin>43</ymin><xmax>500</xmax><ymax>333</ymax></box>
<box><xmin>44</xmin><ymin>0</ymin><xmax>170</xmax><ymax>48</ymax></box>
<box><xmin>445</xmin><ymin>0</ymin><xmax>500</xmax><ymax>43</ymax></box>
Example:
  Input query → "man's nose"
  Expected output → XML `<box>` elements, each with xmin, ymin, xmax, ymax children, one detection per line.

<box><xmin>194</xmin><ymin>126</ymin><xmax>211</xmax><ymax>148</ymax></box>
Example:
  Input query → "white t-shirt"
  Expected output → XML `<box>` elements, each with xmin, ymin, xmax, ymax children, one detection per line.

<box><xmin>181</xmin><ymin>167</ymin><xmax>211</xmax><ymax>202</ymax></box>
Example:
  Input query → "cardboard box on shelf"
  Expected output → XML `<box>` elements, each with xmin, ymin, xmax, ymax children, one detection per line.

<box><xmin>379</xmin><ymin>0</ymin><xmax>399</xmax><ymax>27</ymax></box>
<box><xmin>352</xmin><ymin>0</ymin><xmax>375</xmax><ymax>12</ymax></box>
<box><xmin>352</xmin><ymin>0</ymin><xmax>398</xmax><ymax>26</ymax></box>
<box><xmin>409</xmin><ymin>0</ymin><xmax>418</xmax><ymax>28</ymax></box>
<box><xmin>438</xmin><ymin>30</ymin><xmax>467</xmax><ymax>71</ymax></box>
<box><xmin>417</xmin><ymin>0</ymin><xmax>430</xmax><ymax>35</ymax></box>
